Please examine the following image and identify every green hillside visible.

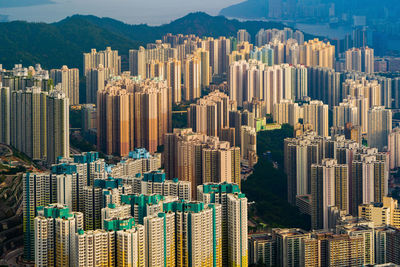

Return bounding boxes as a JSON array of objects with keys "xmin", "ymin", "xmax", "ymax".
[{"xmin": 0, "ymin": 12, "xmax": 288, "ymax": 71}]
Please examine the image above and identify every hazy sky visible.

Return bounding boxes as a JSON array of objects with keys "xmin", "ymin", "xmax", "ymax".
[{"xmin": 1, "ymin": 0, "xmax": 243, "ymax": 25}]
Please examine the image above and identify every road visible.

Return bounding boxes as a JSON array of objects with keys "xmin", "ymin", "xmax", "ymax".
[{"xmin": 0, "ymin": 247, "xmax": 29, "ymax": 267}]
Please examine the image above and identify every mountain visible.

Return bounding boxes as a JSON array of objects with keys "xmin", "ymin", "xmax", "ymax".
[
  {"xmin": 0, "ymin": 12, "xmax": 288, "ymax": 71},
  {"xmin": 219, "ymin": 0, "xmax": 267, "ymax": 19}
]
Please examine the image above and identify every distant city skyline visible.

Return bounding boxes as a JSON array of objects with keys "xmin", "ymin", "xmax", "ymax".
[{"xmin": 0, "ymin": 0, "xmax": 243, "ymax": 25}]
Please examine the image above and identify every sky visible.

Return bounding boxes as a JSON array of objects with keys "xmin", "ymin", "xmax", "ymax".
[{"xmin": 0, "ymin": 0, "xmax": 243, "ymax": 25}]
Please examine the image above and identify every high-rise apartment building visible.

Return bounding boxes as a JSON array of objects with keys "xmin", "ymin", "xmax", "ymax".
[
  {"xmin": 352, "ymin": 149, "xmax": 388, "ymax": 216},
  {"xmin": 387, "ymin": 228, "xmax": 400, "ymax": 265},
  {"xmin": 273, "ymin": 99, "xmax": 301, "ymax": 126},
  {"xmin": 83, "ymin": 177, "xmax": 130, "ymax": 230},
  {"xmin": 301, "ymin": 232, "xmax": 364, "ymax": 267},
  {"xmin": 83, "ymin": 47, "xmax": 121, "ymax": 76},
  {"xmin": 164, "ymin": 129, "xmax": 240, "ymax": 199},
  {"xmin": 0, "ymin": 86, "xmax": 10, "ymax": 145},
  {"xmin": 97, "ymin": 76, "xmax": 171, "ymax": 156},
  {"xmin": 46, "ymin": 90, "xmax": 70, "ymax": 164},
  {"xmin": 163, "ymin": 200, "xmax": 222, "ymax": 267},
  {"xmin": 333, "ymin": 101, "xmax": 359, "ymax": 128},
  {"xmin": 85, "ymin": 64, "xmax": 111, "ymax": 104},
  {"xmin": 114, "ymin": 222, "xmax": 146, "ymax": 267},
  {"xmin": 120, "ymin": 194, "xmax": 177, "ymax": 225},
  {"xmin": 368, "ymin": 106, "xmax": 392, "ymax": 151},
  {"xmin": 342, "ymin": 95, "xmax": 369, "ymax": 134},
  {"xmin": 342, "ymin": 78, "xmax": 381, "ymax": 109},
  {"xmin": 273, "ymin": 228, "xmax": 310, "ymax": 267},
  {"xmin": 11, "ymin": 87, "xmax": 48, "ymax": 161},
  {"xmin": 195, "ymin": 48, "xmax": 211, "ymax": 88},
  {"xmin": 10, "ymin": 87, "xmax": 69, "ymax": 164},
  {"xmin": 307, "ymin": 67, "xmax": 343, "ymax": 107},
  {"xmin": 388, "ymin": 128, "xmax": 400, "ymax": 169},
  {"xmin": 50, "ymin": 65, "xmax": 79, "ymax": 104},
  {"xmin": 359, "ymin": 197, "xmax": 400, "ymax": 228},
  {"xmin": 229, "ymin": 60, "xmax": 307, "ymax": 109},
  {"xmin": 241, "ymin": 126, "xmax": 258, "ymax": 166},
  {"xmin": 1, "ymin": 64, "xmax": 51, "ymax": 92},
  {"xmin": 299, "ymin": 39, "xmax": 335, "ymax": 69},
  {"xmin": 124, "ymin": 170, "xmax": 191, "ymax": 201},
  {"xmin": 227, "ymin": 193, "xmax": 248, "ymax": 266},
  {"xmin": 81, "ymin": 104, "xmax": 96, "ymax": 135},
  {"xmin": 23, "ymin": 172, "xmax": 53, "ymax": 261},
  {"xmin": 129, "ymin": 44, "xmax": 178, "ymax": 78},
  {"xmin": 255, "ymin": 28, "xmax": 304, "ymax": 47},
  {"xmin": 75, "ymin": 229, "xmax": 115, "ymax": 266},
  {"xmin": 284, "ymin": 132, "xmax": 324, "ymax": 204},
  {"xmin": 165, "ymin": 58, "xmax": 182, "ymax": 104},
  {"xmin": 198, "ymin": 183, "xmax": 247, "ymax": 266},
  {"xmin": 101, "ymin": 203, "xmax": 131, "ymax": 228},
  {"xmin": 34, "ymin": 204, "xmax": 83, "ymax": 266},
  {"xmin": 248, "ymin": 233, "xmax": 276, "ymax": 266},
  {"xmin": 345, "ymin": 47, "xmax": 374, "ymax": 73},
  {"xmin": 303, "ymin": 100, "xmax": 329, "ymax": 137},
  {"xmin": 337, "ymin": 223, "xmax": 375, "ymax": 265},
  {"xmin": 188, "ymin": 90, "xmax": 231, "ymax": 137},
  {"xmin": 145, "ymin": 60, "xmax": 164, "ymax": 79},
  {"xmin": 183, "ymin": 54, "xmax": 201, "ymax": 101},
  {"xmin": 143, "ymin": 212, "xmax": 176, "ymax": 266},
  {"xmin": 311, "ymin": 159, "xmax": 348, "ymax": 229},
  {"xmin": 250, "ymin": 45, "xmax": 274, "ymax": 66},
  {"xmin": 237, "ymin": 29, "xmax": 251, "ymax": 43},
  {"xmin": 108, "ymin": 148, "xmax": 161, "ymax": 179}
]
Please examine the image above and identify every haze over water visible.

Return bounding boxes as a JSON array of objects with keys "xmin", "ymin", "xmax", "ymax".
[{"xmin": 1, "ymin": 0, "xmax": 243, "ymax": 25}]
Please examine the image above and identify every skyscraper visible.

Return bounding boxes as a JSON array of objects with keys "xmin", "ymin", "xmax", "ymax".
[
  {"xmin": 97, "ymin": 75, "xmax": 171, "ymax": 156},
  {"xmin": 23, "ymin": 172, "xmax": 53, "ymax": 261},
  {"xmin": 342, "ymin": 78, "xmax": 381, "ymax": 109},
  {"xmin": 273, "ymin": 99, "xmax": 301, "ymax": 126},
  {"xmin": 198, "ymin": 182, "xmax": 247, "ymax": 266},
  {"xmin": 83, "ymin": 47, "xmax": 121, "ymax": 76},
  {"xmin": 311, "ymin": 159, "xmax": 348, "ymax": 229},
  {"xmin": 9, "ymin": 87, "xmax": 69, "ymax": 164},
  {"xmin": 11, "ymin": 87, "xmax": 48, "ymax": 161},
  {"xmin": 85, "ymin": 64, "xmax": 111, "ymax": 104},
  {"xmin": 129, "ymin": 44, "xmax": 178, "ymax": 78},
  {"xmin": 240, "ymin": 126, "xmax": 258, "ymax": 167},
  {"xmin": 237, "ymin": 29, "xmax": 251, "ymax": 43},
  {"xmin": 164, "ymin": 129, "xmax": 240, "ymax": 199},
  {"xmin": 50, "ymin": 65, "xmax": 79, "ymax": 105},
  {"xmin": 345, "ymin": 47, "xmax": 374, "ymax": 73},
  {"xmin": 165, "ymin": 58, "xmax": 182, "ymax": 104},
  {"xmin": 195, "ymin": 48, "xmax": 211, "ymax": 88},
  {"xmin": 227, "ymin": 193, "xmax": 248, "ymax": 266},
  {"xmin": 188, "ymin": 90, "xmax": 231, "ymax": 137},
  {"xmin": 301, "ymin": 232, "xmax": 364, "ymax": 266},
  {"xmin": 273, "ymin": 228, "xmax": 310, "ymax": 267},
  {"xmin": 34, "ymin": 203, "xmax": 83, "ymax": 266},
  {"xmin": 389, "ymin": 128, "xmax": 400, "ymax": 169},
  {"xmin": 352, "ymin": 151, "xmax": 388, "ymax": 216},
  {"xmin": 368, "ymin": 106, "xmax": 392, "ymax": 151},
  {"xmin": 333, "ymin": 101, "xmax": 359, "ymax": 128},
  {"xmin": 46, "ymin": 90, "xmax": 69, "ymax": 164},
  {"xmin": 114, "ymin": 223, "xmax": 146, "ymax": 266},
  {"xmin": 163, "ymin": 200, "xmax": 222, "ymax": 267},
  {"xmin": 299, "ymin": 39, "xmax": 335, "ymax": 69},
  {"xmin": 0, "ymin": 86, "xmax": 10, "ymax": 145},
  {"xmin": 303, "ymin": 100, "xmax": 329, "ymax": 137},
  {"xmin": 183, "ymin": 55, "xmax": 201, "ymax": 101},
  {"xmin": 125, "ymin": 170, "xmax": 192, "ymax": 201},
  {"xmin": 75, "ymin": 229, "xmax": 115, "ymax": 266}
]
